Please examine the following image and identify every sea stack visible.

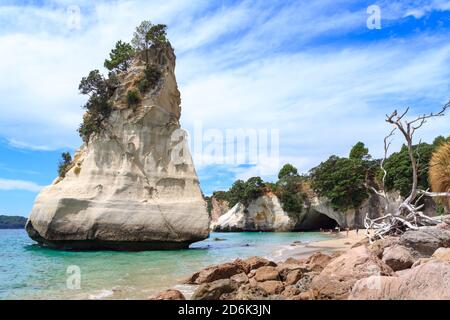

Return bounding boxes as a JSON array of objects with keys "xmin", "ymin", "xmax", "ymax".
[{"xmin": 26, "ymin": 41, "xmax": 210, "ymax": 250}]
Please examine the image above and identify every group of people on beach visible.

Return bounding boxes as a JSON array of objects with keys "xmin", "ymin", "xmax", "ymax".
[{"xmin": 319, "ymin": 226, "xmax": 360, "ymax": 237}]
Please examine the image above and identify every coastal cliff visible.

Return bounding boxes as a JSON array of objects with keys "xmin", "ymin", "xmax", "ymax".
[
  {"xmin": 211, "ymin": 191, "xmax": 438, "ymax": 232},
  {"xmin": 26, "ymin": 39, "xmax": 209, "ymax": 250}
]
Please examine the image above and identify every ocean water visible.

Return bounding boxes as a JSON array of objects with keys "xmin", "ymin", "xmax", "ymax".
[{"xmin": 0, "ymin": 229, "xmax": 333, "ymax": 300}]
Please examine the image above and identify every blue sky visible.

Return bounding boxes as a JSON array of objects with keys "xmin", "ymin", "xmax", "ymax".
[{"xmin": 1, "ymin": 0, "xmax": 450, "ymax": 216}]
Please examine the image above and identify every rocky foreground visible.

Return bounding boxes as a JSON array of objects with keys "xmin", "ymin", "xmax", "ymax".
[{"xmin": 152, "ymin": 222, "xmax": 450, "ymax": 300}]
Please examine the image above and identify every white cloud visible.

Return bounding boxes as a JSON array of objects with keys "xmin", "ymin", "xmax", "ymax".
[
  {"xmin": 0, "ymin": 0, "xmax": 450, "ymax": 188},
  {"xmin": 0, "ymin": 178, "xmax": 44, "ymax": 192},
  {"xmin": 7, "ymin": 139, "xmax": 56, "ymax": 151}
]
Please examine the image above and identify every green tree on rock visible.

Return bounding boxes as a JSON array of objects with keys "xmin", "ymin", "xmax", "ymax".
[
  {"xmin": 104, "ymin": 40, "xmax": 135, "ymax": 72},
  {"xmin": 278, "ymin": 163, "xmax": 298, "ymax": 179},
  {"xmin": 58, "ymin": 152, "xmax": 72, "ymax": 178},
  {"xmin": 132, "ymin": 21, "xmax": 168, "ymax": 64},
  {"xmin": 310, "ymin": 155, "xmax": 368, "ymax": 211}
]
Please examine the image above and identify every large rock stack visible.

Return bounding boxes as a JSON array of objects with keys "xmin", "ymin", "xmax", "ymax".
[{"xmin": 26, "ymin": 44, "xmax": 210, "ymax": 250}]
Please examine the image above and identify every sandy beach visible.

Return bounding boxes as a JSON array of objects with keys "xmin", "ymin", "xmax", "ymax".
[{"xmin": 274, "ymin": 230, "xmax": 365, "ymax": 262}]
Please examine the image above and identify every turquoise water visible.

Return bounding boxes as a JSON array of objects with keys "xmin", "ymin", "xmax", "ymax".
[{"xmin": 0, "ymin": 229, "xmax": 333, "ymax": 300}]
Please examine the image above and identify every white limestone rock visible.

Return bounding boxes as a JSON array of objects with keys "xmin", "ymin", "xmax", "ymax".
[{"xmin": 26, "ymin": 45, "xmax": 210, "ymax": 250}]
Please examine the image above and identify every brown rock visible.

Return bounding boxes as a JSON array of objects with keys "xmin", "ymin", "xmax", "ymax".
[
  {"xmin": 257, "ymin": 280, "xmax": 284, "ymax": 295},
  {"xmin": 368, "ymin": 236, "xmax": 398, "ymax": 258},
  {"xmin": 350, "ymin": 261, "xmax": 450, "ymax": 300},
  {"xmin": 150, "ymin": 289, "xmax": 185, "ymax": 300},
  {"xmin": 290, "ymin": 291, "xmax": 314, "ymax": 300},
  {"xmin": 306, "ymin": 252, "xmax": 332, "ymax": 272},
  {"xmin": 310, "ymin": 245, "xmax": 394, "ymax": 300},
  {"xmin": 233, "ymin": 284, "xmax": 269, "ymax": 300},
  {"xmin": 283, "ymin": 257, "xmax": 302, "ymax": 265},
  {"xmin": 254, "ymin": 266, "xmax": 280, "ymax": 282},
  {"xmin": 285, "ymin": 269, "xmax": 304, "ymax": 286},
  {"xmin": 276, "ymin": 263, "xmax": 306, "ymax": 281},
  {"xmin": 382, "ymin": 245, "xmax": 416, "ymax": 271},
  {"xmin": 432, "ymin": 247, "xmax": 450, "ymax": 262},
  {"xmin": 243, "ymin": 256, "xmax": 277, "ymax": 271},
  {"xmin": 232, "ymin": 258, "xmax": 251, "ymax": 274},
  {"xmin": 294, "ymin": 273, "xmax": 315, "ymax": 292},
  {"xmin": 230, "ymin": 272, "xmax": 249, "ymax": 285},
  {"xmin": 281, "ymin": 286, "xmax": 301, "ymax": 298},
  {"xmin": 191, "ymin": 279, "xmax": 238, "ymax": 300},
  {"xmin": 185, "ymin": 262, "xmax": 245, "ymax": 284}
]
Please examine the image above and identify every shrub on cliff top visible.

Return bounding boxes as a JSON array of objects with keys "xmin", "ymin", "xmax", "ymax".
[
  {"xmin": 278, "ymin": 163, "xmax": 298, "ymax": 179},
  {"xmin": 104, "ymin": 40, "xmax": 135, "ymax": 73},
  {"xmin": 132, "ymin": 21, "xmax": 168, "ymax": 64},
  {"xmin": 310, "ymin": 155, "xmax": 369, "ymax": 211}
]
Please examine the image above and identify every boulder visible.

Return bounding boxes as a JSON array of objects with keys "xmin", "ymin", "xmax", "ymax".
[
  {"xmin": 276, "ymin": 263, "xmax": 306, "ymax": 281},
  {"xmin": 230, "ymin": 272, "xmax": 249, "ymax": 285},
  {"xmin": 294, "ymin": 273, "xmax": 315, "ymax": 292},
  {"xmin": 382, "ymin": 245, "xmax": 416, "ymax": 271},
  {"xmin": 432, "ymin": 247, "xmax": 450, "ymax": 262},
  {"xmin": 284, "ymin": 269, "xmax": 304, "ymax": 286},
  {"xmin": 232, "ymin": 284, "xmax": 269, "ymax": 300},
  {"xmin": 243, "ymin": 256, "xmax": 276, "ymax": 271},
  {"xmin": 186, "ymin": 262, "xmax": 246, "ymax": 284},
  {"xmin": 254, "ymin": 266, "xmax": 280, "ymax": 282},
  {"xmin": 305, "ymin": 252, "xmax": 332, "ymax": 271},
  {"xmin": 281, "ymin": 286, "xmax": 302, "ymax": 298},
  {"xmin": 399, "ymin": 227, "xmax": 450, "ymax": 256},
  {"xmin": 150, "ymin": 289, "xmax": 185, "ymax": 300},
  {"xmin": 26, "ymin": 44, "xmax": 210, "ymax": 250},
  {"xmin": 256, "ymin": 281, "xmax": 284, "ymax": 295},
  {"xmin": 350, "ymin": 261, "xmax": 450, "ymax": 300},
  {"xmin": 310, "ymin": 245, "xmax": 394, "ymax": 299},
  {"xmin": 191, "ymin": 279, "xmax": 238, "ymax": 300}
]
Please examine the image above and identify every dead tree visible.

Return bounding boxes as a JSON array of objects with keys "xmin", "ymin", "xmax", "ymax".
[{"xmin": 365, "ymin": 102, "xmax": 450, "ymax": 242}]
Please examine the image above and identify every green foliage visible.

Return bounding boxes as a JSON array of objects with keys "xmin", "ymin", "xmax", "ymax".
[
  {"xmin": 78, "ymin": 112, "xmax": 101, "ymax": 143},
  {"xmin": 433, "ymin": 135, "xmax": 450, "ymax": 146},
  {"xmin": 278, "ymin": 163, "xmax": 298, "ymax": 179},
  {"xmin": 104, "ymin": 40, "xmax": 135, "ymax": 72},
  {"xmin": 78, "ymin": 70, "xmax": 115, "ymax": 142},
  {"xmin": 0, "ymin": 215, "xmax": 27, "ymax": 229},
  {"xmin": 383, "ymin": 143, "xmax": 435, "ymax": 197},
  {"xmin": 225, "ymin": 177, "xmax": 265, "ymax": 207},
  {"xmin": 310, "ymin": 156, "xmax": 369, "ymax": 211},
  {"xmin": 137, "ymin": 65, "xmax": 162, "ymax": 93},
  {"xmin": 146, "ymin": 24, "xmax": 168, "ymax": 46},
  {"xmin": 276, "ymin": 175, "xmax": 306, "ymax": 215},
  {"xmin": 349, "ymin": 141, "xmax": 370, "ymax": 160},
  {"xmin": 131, "ymin": 21, "xmax": 168, "ymax": 64},
  {"xmin": 58, "ymin": 152, "xmax": 72, "ymax": 178},
  {"xmin": 127, "ymin": 90, "xmax": 140, "ymax": 108}
]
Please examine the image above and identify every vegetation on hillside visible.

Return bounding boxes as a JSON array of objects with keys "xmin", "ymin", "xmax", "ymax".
[
  {"xmin": 210, "ymin": 135, "xmax": 449, "ymax": 215},
  {"xmin": 0, "ymin": 215, "xmax": 27, "ymax": 229}
]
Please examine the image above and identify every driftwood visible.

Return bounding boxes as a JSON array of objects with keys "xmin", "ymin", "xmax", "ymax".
[{"xmin": 365, "ymin": 102, "xmax": 450, "ymax": 242}]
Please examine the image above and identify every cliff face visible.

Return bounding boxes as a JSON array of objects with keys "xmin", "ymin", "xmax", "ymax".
[
  {"xmin": 212, "ymin": 191, "xmax": 438, "ymax": 232},
  {"xmin": 26, "ymin": 45, "xmax": 210, "ymax": 250}
]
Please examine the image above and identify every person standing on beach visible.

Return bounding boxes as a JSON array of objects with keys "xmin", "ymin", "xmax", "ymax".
[
  {"xmin": 356, "ymin": 227, "xmax": 359, "ymax": 237},
  {"xmin": 346, "ymin": 227, "xmax": 349, "ymax": 237}
]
